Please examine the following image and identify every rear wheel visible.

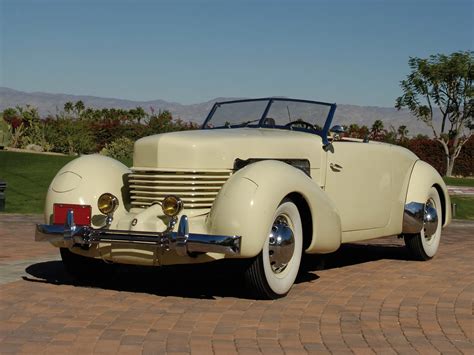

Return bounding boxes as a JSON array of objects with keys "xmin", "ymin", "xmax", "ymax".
[
  {"xmin": 404, "ymin": 187, "xmax": 442, "ymax": 260},
  {"xmin": 60, "ymin": 248, "xmax": 117, "ymax": 282},
  {"xmin": 244, "ymin": 199, "xmax": 303, "ymax": 299}
]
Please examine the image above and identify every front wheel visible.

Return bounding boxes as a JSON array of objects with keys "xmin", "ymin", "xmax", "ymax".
[
  {"xmin": 244, "ymin": 199, "xmax": 303, "ymax": 299},
  {"xmin": 404, "ymin": 187, "xmax": 443, "ymax": 260}
]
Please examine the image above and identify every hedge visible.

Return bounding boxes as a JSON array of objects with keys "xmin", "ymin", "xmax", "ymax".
[{"xmin": 403, "ymin": 137, "xmax": 473, "ymax": 177}]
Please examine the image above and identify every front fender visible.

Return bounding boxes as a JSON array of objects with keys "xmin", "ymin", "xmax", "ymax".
[
  {"xmin": 44, "ymin": 154, "xmax": 130, "ymax": 228},
  {"xmin": 207, "ymin": 160, "xmax": 342, "ymax": 258},
  {"xmin": 405, "ymin": 160, "xmax": 451, "ymax": 227}
]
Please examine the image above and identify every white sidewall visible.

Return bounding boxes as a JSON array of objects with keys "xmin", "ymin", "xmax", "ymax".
[
  {"xmin": 262, "ymin": 201, "xmax": 303, "ymax": 295},
  {"xmin": 420, "ymin": 187, "xmax": 442, "ymax": 257}
]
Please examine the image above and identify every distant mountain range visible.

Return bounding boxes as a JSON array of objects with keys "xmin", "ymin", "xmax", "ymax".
[{"xmin": 0, "ymin": 87, "xmax": 438, "ymax": 136}]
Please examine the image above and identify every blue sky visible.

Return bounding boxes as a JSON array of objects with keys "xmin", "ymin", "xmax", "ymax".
[{"xmin": 0, "ymin": 0, "xmax": 472, "ymax": 106}]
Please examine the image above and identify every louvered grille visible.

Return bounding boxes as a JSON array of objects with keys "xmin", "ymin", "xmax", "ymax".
[{"xmin": 128, "ymin": 169, "xmax": 232, "ymax": 210}]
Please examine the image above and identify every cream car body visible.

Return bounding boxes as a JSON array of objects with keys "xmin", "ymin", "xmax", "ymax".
[{"xmin": 36, "ymin": 98, "xmax": 451, "ymax": 298}]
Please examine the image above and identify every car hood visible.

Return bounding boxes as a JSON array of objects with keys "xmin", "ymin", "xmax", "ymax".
[{"xmin": 133, "ymin": 128, "xmax": 324, "ymax": 170}]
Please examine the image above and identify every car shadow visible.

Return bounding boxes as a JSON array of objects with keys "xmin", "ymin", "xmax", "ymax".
[
  {"xmin": 25, "ymin": 259, "xmax": 253, "ymax": 299},
  {"xmin": 24, "ymin": 239, "xmax": 411, "ymax": 299},
  {"xmin": 301, "ymin": 239, "xmax": 412, "ymax": 272}
]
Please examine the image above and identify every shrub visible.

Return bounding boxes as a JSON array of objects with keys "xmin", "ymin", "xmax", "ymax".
[
  {"xmin": 404, "ymin": 136, "xmax": 473, "ymax": 177},
  {"xmin": 0, "ymin": 118, "xmax": 12, "ymax": 148},
  {"xmin": 20, "ymin": 120, "xmax": 53, "ymax": 152},
  {"xmin": 44, "ymin": 118, "xmax": 96, "ymax": 155},
  {"xmin": 100, "ymin": 137, "xmax": 134, "ymax": 162}
]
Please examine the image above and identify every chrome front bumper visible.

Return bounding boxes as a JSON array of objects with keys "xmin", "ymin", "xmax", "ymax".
[{"xmin": 35, "ymin": 210, "xmax": 241, "ymax": 256}]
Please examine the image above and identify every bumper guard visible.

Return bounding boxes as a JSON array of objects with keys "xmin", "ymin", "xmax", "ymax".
[{"xmin": 35, "ymin": 210, "xmax": 241, "ymax": 256}]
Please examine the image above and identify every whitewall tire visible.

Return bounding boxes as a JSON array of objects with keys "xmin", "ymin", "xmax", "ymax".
[
  {"xmin": 245, "ymin": 199, "xmax": 303, "ymax": 299},
  {"xmin": 404, "ymin": 187, "xmax": 443, "ymax": 260}
]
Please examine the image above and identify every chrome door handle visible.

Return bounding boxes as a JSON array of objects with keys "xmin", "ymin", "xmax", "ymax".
[{"xmin": 330, "ymin": 163, "xmax": 342, "ymax": 171}]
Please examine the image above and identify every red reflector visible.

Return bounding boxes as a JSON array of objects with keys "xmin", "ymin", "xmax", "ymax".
[{"xmin": 53, "ymin": 204, "xmax": 91, "ymax": 225}]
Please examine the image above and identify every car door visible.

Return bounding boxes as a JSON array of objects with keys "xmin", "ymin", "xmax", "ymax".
[{"xmin": 324, "ymin": 141, "xmax": 392, "ymax": 232}]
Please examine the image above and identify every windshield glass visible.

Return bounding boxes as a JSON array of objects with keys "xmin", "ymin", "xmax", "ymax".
[
  {"xmin": 264, "ymin": 100, "xmax": 331, "ymax": 131},
  {"xmin": 203, "ymin": 98, "xmax": 334, "ymax": 134},
  {"xmin": 205, "ymin": 100, "xmax": 269, "ymax": 128}
]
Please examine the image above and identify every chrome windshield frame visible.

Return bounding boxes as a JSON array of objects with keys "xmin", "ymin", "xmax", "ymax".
[{"xmin": 201, "ymin": 98, "xmax": 337, "ymax": 145}]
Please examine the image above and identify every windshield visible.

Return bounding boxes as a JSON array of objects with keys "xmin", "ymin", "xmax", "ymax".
[{"xmin": 202, "ymin": 98, "xmax": 336, "ymax": 140}]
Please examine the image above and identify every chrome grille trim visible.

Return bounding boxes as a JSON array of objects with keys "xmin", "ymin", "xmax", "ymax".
[{"xmin": 128, "ymin": 169, "xmax": 232, "ymax": 209}]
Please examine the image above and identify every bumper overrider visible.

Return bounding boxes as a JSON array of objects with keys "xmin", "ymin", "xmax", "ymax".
[{"xmin": 35, "ymin": 210, "xmax": 241, "ymax": 257}]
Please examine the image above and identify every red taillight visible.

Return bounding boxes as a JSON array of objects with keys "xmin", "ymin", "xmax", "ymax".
[{"xmin": 53, "ymin": 204, "xmax": 91, "ymax": 225}]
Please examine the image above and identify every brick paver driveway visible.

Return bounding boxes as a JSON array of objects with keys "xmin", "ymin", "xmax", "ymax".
[{"xmin": 0, "ymin": 214, "xmax": 472, "ymax": 354}]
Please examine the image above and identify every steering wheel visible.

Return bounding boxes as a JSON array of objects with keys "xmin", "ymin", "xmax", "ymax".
[{"xmin": 284, "ymin": 120, "xmax": 315, "ymax": 130}]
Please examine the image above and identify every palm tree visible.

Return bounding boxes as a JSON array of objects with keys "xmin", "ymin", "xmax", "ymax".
[
  {"xmin": 134, "ymin": 107, "xmax": 146, "ymax": 124},
  {"xmin": 397, "ymin": 125, "xmax": 409, "ymax": 142},
  {"xmin": 64, "ymin": 102, "xmax": 74, "ymax": 114},
  {"xmin": 74, "ymin": 101, "xmax": 85, "ymax": 116},
  {"xmin": 371, "ymin": 120, "xmax": 384, "ymax": 140},
  {"xmin": 348, "ymin": 124, "xmax": 360, "ymax": 137}
]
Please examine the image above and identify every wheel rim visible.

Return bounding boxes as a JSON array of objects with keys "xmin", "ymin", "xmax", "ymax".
[
  {"xmin": 268, "ymin": 215, "xmax": 295, "ymax": 274},
  {"xmin": 423, "ymin": 198, "xmax": 438, "ymax": 242}
]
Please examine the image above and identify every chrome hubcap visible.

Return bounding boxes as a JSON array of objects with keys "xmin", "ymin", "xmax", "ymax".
[
  {"xmin": 268, "ymin": 216, "xmax": 295, "ymax": 274},
  {"xmin": 423, "ymin": 199, "xmax": 438, "ymax": 238}
]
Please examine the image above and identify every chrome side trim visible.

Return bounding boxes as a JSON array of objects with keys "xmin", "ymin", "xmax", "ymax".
[{"xmin": 35, "ymin": 211, "xmax": 241, "ymax": 256}]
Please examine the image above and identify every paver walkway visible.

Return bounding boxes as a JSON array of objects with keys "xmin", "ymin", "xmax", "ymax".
[
  {"xmin": 447, "ymin": 185, "xmax": 474, "ymax": 196},
  {"xmin": 0, "ymin": 214, "xmax": 472, "ymax": 354}
]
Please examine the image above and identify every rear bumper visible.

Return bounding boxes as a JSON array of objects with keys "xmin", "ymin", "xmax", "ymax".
[{"xmin": 35, "ymin": 210, "xmax": 241, "ymax": 257}]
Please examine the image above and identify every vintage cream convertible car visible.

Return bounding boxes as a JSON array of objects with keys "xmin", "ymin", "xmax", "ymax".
[{"xmin": 36, "ymin": 98, "xmax": 451, "ymax": 299}]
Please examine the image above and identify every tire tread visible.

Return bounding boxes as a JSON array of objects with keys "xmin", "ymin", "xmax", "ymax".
[
  {"xmin": 244, "ymin": 253, "xmax": 282, "ymax": 299},
  {"xmin": 404, "ymin": 234, "xmax": 431, "ymax": 261}
]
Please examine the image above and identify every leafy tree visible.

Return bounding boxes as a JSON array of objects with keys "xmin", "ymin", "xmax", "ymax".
[
  {"xmin": 396, "ymin": 51, "xmax": 473, "ymax": 176},
  {"xmin": 148, "ymin": 110, "xmax": 175, "ymax": 133},
  {"xmin": 2, "ymin": 108, "xmax": 18, "ymax": 122}
]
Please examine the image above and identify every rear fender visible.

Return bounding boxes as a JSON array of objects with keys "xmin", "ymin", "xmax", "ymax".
[{"xmin": 405, "ymin": 160, "xmax": 451, "ymax": 227}]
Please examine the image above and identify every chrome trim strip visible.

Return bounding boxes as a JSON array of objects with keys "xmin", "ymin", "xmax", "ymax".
[{"xmin": 35, "ymin": 211, "xmax": 241, "ymax": 256}]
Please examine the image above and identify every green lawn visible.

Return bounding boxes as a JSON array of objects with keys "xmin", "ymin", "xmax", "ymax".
[
  {"xmin": 0, "ymin": 151, "xmax": 76, "ymax": 213},
  {"xmin": 450, "ymin": 196, "xmax": 474, "ymax": 221},
  {"xmin": 0, "ymin": 151, "xmax": 131, "ymax": 214},
  {"xmin": 443, "ymin": 177, "xmax": 474, "ymax": 220},
  {"xmin": 443, "ymin": 176, "xmax": 474, "ymax": 187}
]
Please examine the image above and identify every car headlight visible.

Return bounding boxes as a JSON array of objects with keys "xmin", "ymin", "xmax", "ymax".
[
  {"xmin": 97, "ymin": 193, "xmax": 119, "ymax": 215},
  {"xmin": 162, "ymin": 195, "xmax": 183, "ymax": 217}
]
